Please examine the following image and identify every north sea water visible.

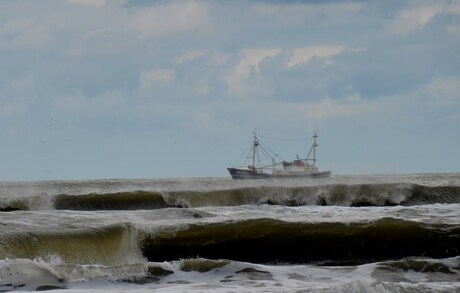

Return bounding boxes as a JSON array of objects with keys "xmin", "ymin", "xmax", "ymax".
[{"xmin": 1, "ymin": 173, "xmax": 459, "ymax": 292}]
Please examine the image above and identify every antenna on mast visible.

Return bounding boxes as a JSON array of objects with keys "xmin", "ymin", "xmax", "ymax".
[
  {"xmin": 305, "ymin": 130, "xmax": 318, "ymax": 166},
  {"xmin": 313, "ymin": 130, "xmax": 318, "ymax": 167},
  {"xmin": 251, "ymin": 129, "xmax": 259, "ymax": 169}
]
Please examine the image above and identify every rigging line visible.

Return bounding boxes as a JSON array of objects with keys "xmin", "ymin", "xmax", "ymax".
[
  {"xmin": 259, "ymin": 146, "xmax": 284, "ymax": 167},
  {"xmin": 259, "ymin": 140, "xmax": 285, "ymax": 161},
  {"xmin": 255, "ymin": 146, "xmax": 262, "ymax": 166},
  {"xmin": 237, "ymin": 142, "xmax": 253, "ymax": 165},
  {"xmin": 258, "ymin": 144, "xmax": 276, "ymax": 162}
]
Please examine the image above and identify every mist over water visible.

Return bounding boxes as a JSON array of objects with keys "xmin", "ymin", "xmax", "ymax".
[{"xmin": 1, "ymin": 173, "xmax": 459, "ymax": 292}]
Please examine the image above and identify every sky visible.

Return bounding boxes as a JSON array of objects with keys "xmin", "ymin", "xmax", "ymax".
[{"xmin": 1, "ymin": 0, "xmax": 459, "ymax": 180}]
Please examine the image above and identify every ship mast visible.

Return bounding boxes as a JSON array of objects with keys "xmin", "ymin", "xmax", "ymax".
[
  {"xmin": 252, "ymin": 129, "xmax": 259, "ymax": 168},
  {"xmin": 312, "ymin": 131, "xmax": 317, "ymax": 167},
  {"xmin": 306, "ymin": 131, "xmax": 318, "ymax": 166}
]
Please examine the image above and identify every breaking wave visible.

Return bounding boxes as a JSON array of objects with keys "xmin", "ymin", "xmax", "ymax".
[
  {"xmin": 54, "ymin": 191, "xmax": 167, "ymax": 210},
  {"xmin": 1, "ymin": 218, "xmax": 459, "ymax": 291},
  {"xmin": 0, "ymin": 224, "xmax": 143, "ymax": 266},
  {"xmin": 140, "ymin": 218, "xmax": 460, "ymax": 265},
  {"xmin": 2, "ymin": 217, "xmax": 459, "ymax": 267},
  {"xmin": 1, "ymin": 183, "xmax": 460, "ymax": 211},
  {"xmin": 2, "ymin": 175, "xmax": 459, "ymax": 292}
]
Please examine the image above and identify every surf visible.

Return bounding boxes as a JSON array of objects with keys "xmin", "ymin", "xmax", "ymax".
[{"xmin": 2, "ymin": 182, "xmax": 460, "ymax": 211}]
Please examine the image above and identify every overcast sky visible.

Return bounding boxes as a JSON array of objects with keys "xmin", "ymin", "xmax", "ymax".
[{"xmin": 1, "ymin": 0, "xmax": 459, "ymax": 180}]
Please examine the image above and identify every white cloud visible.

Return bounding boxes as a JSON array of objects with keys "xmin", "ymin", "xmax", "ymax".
[
  {"xmin": 344, "ymin": 76, "xmax": 460, "ymax": 126},
  {"xmin": 235, "ymin": 49, "xmax": 282, "ymax": 78},
  {"xmin": 286, "ymin": 46, "xmax": 346, "ymax": 68},
  {"xmin": 138, "ymin": 69, "xmax": 174, "ymax": 94},
  {"xmin": 175, "ymin": 50, "xmax": 208, "ymax": 64},
  {"xmin": 387, "ymin": 5, "xmax": 441, "ymax": 36},
  {"xmin": 421, "ymin": 76, "xmax": 460, "ymax": 105},
  {"xmin": 226, "ymin": 48, "xmax": 282, "ymax": 97},
  {"xmin": 209, "ymin": 52, "xmax": 232, "ymax": 65},
  {"xmin": 386, "ymin": 2, "xmax": 460, "ymax": 36},
  {"xmin": 252, "ymin": 76, "xmax": 460, "ymax": 126},
  {"xmin": 0, "ymin": 19, "xmax": 50, "ymax": 49},
  {"xmin": 374, "ymin": 76, "xmax": 460, "ymax": 112},
  {"xmin": 272, "ymin": 97, "xmax": 383, "ymax": 125},
  {"xmin": 127, "ymin": 1, "xmax": 210, "ymax": 38}
]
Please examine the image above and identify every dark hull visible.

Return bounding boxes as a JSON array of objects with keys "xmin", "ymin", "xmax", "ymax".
[{"xmin": 227, "ymin": 168, "xmax": 331, "ymax": 180}]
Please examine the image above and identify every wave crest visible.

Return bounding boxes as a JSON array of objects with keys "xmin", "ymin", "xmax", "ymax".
[{"xmin": 1, "ymin": 183, "xmax": 459, "ymax": 211}]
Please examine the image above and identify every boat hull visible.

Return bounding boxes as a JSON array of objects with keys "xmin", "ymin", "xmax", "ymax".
[{"xmin": 227, "ymin": 168, "xmax": 331, "ymax": 180}]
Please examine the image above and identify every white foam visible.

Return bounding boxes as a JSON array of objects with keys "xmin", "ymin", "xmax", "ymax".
[{"xmin": 0, "ymin": 258, "xmax": 62, "ymax": 291}]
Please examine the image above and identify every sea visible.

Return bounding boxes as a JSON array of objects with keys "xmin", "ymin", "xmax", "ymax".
[{"xmin": 0, "ymin": 173, "xmax": 459, "ymax": 292}]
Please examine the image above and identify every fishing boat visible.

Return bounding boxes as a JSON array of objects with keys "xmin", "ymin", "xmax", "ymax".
[{"xmin": 227, "ymin": 130, "xmax": 331, "ymax": 179}]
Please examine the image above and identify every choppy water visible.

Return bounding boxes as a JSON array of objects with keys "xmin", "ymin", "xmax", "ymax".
[{"xmin": 1, "ymin": 173, "xmax": 459, "ymax": 292}]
